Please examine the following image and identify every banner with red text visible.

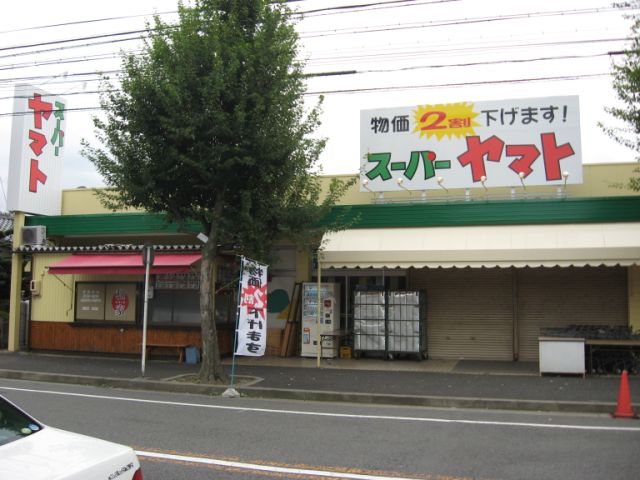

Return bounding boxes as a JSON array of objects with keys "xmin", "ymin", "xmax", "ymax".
[
  {"xmin": 360, "ymin": 96, "xmax": 582, "ymax": 192},
  {"xmin": 7, "ymin": 84, "xmax": 66, "ymax": 215},
  {"xmin": 235, "ymin": 257, "xmax": 268, "ymax": 356}
]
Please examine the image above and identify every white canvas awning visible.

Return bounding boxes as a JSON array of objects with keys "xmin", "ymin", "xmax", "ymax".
[{"xmin": 319, "ymin": 223, "xmax": 640, "ymax": 269}]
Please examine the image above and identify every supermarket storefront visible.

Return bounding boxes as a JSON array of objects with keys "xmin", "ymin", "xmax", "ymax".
[
  {"xmin": 6, "ymin": 168, "xmax": 640, "ymax": 362},
  {"xmin": 320, "ymin": 210, "xmax": 640, "ymax": 362}
]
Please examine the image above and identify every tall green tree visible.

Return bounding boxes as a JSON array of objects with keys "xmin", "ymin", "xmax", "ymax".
[
  {"xmin": 82, "ymin": 0, "xmax": 352, "ymax": 382},
  {"xmin": 600, "ymin": 0, "xmax": 640, "ymax": 190}
]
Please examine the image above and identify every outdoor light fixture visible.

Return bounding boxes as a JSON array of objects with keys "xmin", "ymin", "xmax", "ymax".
[
  {"xmin": 518, "ymin": 171, "xmax": 527, "ymax": 190},
  {"xmin": 436, "ymin": 176, "xmax": 448, "ymax": 193},
  {"xmin": 196, "ymin": 233, "xmax": 208, "ymax": 243},
  {"xmin": 396, "ymin": 178, "xmax": 413, "ymax": 199},
  {"xmin": 558, "ymin": 170, "xmax": 570, "ymax": 197},
  {"xmin": 480, "ymin": 175, "xmax": 488, "ymax": 191},
  {"xmin": 361, "ymin": 178, "xmax": 376, "ymax": 201}
]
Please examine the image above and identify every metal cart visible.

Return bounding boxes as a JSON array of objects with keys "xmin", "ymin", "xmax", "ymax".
[{"xmin": 353, "ymin": 288, "xmax": 427, "ymax": 360}]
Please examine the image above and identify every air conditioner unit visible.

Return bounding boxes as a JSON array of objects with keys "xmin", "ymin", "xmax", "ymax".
[{"xmin": 22, "ymin": 226, "xmax": 47, "ymax": 246}]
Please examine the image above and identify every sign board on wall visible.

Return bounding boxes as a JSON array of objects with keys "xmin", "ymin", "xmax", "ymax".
[
  {"xmin": 75, "ymin": 283, "xmax": 105, "ymax": 321},
  {"xmin": 360, "ymin": 95, "xmax": 582, "ymax": 192},
  {"xmin": 75, "ymin": 283, "xmax": 137, "ymax": 322},
  {"xmin": 7, "ymin": 84, "xmax": 66, "ymax": 215},
  {"xmin": 105, "ymin": 283, "xmax": 137, "ymax": 322}
]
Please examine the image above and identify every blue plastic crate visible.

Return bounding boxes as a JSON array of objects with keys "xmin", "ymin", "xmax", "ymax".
[{"xmin": 185, "ymin": 346, "xmax": 200, "ymax": 364}]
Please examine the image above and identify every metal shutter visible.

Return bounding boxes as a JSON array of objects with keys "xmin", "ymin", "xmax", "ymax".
[
  {"xmin": 517, "ymin": 266, "xmax": 627, "ymax": 361},
  {"xmin": 410, "ymin": 268, "xmax": 513, "ymax": 360}
]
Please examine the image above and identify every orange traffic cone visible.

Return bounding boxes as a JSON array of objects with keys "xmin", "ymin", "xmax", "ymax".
[{"xmin": 613, "ymin": 370, "xmax": 637, "ymax": 419}]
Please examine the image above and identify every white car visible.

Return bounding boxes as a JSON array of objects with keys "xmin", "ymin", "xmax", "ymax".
[{"xmin": 0, "ymin": 394, "xmax": 143, "ymax": 480}]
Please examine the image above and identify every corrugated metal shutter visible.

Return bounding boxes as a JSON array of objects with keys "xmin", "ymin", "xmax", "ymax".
[
  {"xmin": 411, "ymin": 268, "xmax": 513, "ymax": 360},
  {"xmin": 517, "ymin": 266, "xmax": 628, "ymax": 361}
]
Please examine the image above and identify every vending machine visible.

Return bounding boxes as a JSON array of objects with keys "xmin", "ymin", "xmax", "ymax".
[{"xmin": 301, "ymin": 282, "xmax": 340, "ymax": 358}]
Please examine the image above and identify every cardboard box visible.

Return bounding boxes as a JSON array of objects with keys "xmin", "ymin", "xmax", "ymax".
[
  {"xmin": 339, "ymin": 346, "xmax": 352, "ymax": 359},
  {"xmin": 266, "ymin": 328, "xmax": 283, "ymax": 356}
]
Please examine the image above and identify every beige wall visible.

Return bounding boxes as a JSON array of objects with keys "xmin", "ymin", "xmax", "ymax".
[
  {"xmin": 61, "ymin": 188, "xmax": 142, "ymax": 215},
  {"xmin": 63, "ymin": 163, "xmax": 639, "ymax": 212},
  {"xmin": 322, "ymin": 162, "xmax": 640, "ymax": 205},
  {"xmin": 30, "ymin": 253, "xmax": 143, "ymax": 323}
]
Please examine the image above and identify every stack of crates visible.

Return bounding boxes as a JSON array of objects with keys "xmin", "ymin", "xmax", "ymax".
[
  {"xmin": 353, "ymin": 289, "xmax": 427, "ymax": 360},
  {"xmin": 387, "ymin": 291, "xmax": 425, "ymax": 356},
  {"xmin": 353, "ymin": 290, "xmax": 386, "ymax": 354}
]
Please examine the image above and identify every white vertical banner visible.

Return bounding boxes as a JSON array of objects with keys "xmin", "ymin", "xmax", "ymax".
[
  {"xmin": 235, "ymin": 257, "xmax": 268, "ymax": 356},
  {"xmin": 7, "ymin": 84, "xmax": 67, "ymax": 215}
]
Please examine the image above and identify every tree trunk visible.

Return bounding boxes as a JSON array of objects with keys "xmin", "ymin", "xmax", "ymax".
[{"xmin": 198, "ymin": 223, "xmax": 228, "ymax": 384}]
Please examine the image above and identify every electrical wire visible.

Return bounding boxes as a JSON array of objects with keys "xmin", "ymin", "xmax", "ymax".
[
  {"xmin": 0, "ymin": 71, "xmax": 613, "ymax": 117},
  {"xmin": 0, "ymin": 11, "xmax": 177, "ymax": 36},
  {"xmin": 0, "ymin": 3, "xmax": 632, "ymax": 113},
  {"xmin": 306, "ymin": 72, "xmax": 612, "ymax": 95},
  {"xmin": 0, "ymin": 33, "xmax": 624, "ymax": 80},
  {"xmin": 0, "ymin": 48, "xmax": 623, "ymax": 97}
]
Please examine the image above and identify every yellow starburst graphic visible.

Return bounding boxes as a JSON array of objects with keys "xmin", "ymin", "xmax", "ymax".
[{"xmin": 412, "ymin": 102, "xmax": 480, "ymax": 140}]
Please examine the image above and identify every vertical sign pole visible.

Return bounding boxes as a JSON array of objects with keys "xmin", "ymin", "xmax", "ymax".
[
  {"xmin": 141, "ymin": 244, "xmax": 154, "ymax": 377},
  {"xmin": 316, "ymin": 254, "xmax": 322, "ymax": 368},
  {"xmin": 229, "ymin": 256, "xmax": 244, "ymax": 391}
]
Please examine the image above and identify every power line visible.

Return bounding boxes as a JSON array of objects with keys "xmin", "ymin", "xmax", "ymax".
[
  {"xmin": 306, "ymin": 72, "xmax": 612, "ymax": 95},
  {"xmin": 297, "ymin": 0, "xmax": 459, "ymax": 16},
  {"xmin": 0, "ymin": 0, "xmax": 449, "ymax": 55},
  {"xmin": 0, "ymin": 48, "xmax": 622, "ymax": 94},
  {"xmin": 0, "ymin": 35, "xmax": 142, "ymax": 62},
  {"xmin": 0, "ymin": 34, "xmax": 623, "ymax": 78},
  {"xmin": 0, "ymin": 71, "xmax": 613, "ymax": 117},
  {"xmin": 0, "ymin": 45, "xmax": 624, "ymax": 98},
  {"xmin": 0, "ymin": 3, "xmax": 630, "ymax": 110},
  {"xmin": 0, "ymin": 4, "xmax": 625, "ymax": 81},
  {"xmin": 0, "ymin": 11, "xmax": 177, "ymax": 36},
  {"xmin": 1, "ymin": 4, "xmax": 619, "ymax": 57},
  {"xmin": 305, "ymin": 37, "xmax": 628, "ymax": 67},
  {"xmin": 0, "ymin": 28, "xmax": 149, "ymax": 54},
  {"xmin": 299, "ymin": 6, "xmax": 624, "ymax": 38}
]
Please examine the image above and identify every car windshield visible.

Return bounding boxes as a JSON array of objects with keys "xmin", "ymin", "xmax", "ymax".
[{"xmin": 0, "ymin": 396, "xmax": 43, "ymax": 446}]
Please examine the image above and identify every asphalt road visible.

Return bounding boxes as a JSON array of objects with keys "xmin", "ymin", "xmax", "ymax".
[{"xmin": 1, "ymin": 378, "xmax": 639, "ymax": 480}]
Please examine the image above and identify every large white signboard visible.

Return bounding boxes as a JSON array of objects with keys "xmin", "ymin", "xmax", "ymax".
[
  {"xmin": 7, "ymin": 84, "xmax": 66, "ymax": 215},
  {"xmin": 360, "ymin": 96, "xmax": 582, "ymax": 192}
]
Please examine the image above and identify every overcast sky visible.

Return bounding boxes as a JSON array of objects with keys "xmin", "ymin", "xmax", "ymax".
[{"xmin": 0, "ymin": 0, "xmax": 636, "ymax": 211}]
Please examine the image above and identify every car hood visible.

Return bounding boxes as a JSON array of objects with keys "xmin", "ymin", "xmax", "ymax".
[{"xmin": 0, "ymin": 426, "xmax": 140, "ymax": 480}]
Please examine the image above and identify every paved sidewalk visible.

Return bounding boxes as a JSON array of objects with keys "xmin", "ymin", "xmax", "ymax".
[{"xmin": 0, "ymin": 351, "xmax": 638, "ymax": 415}]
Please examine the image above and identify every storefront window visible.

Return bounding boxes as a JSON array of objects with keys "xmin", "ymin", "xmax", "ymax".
[
  {"xmin": 75, "ymin": 271, "xmax": 239, "ymax": 326},
  {"xmin": 149, "ymin": 290, "xmax": 200, "ymax": 325},
  {"xmin": 150, "ymin": 273, "xmax": 236, "ymax": 326}
]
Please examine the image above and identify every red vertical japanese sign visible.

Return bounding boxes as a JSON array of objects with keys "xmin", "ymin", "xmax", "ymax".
[{"xmin": 7, "ymin": 84, "xmax": 67, "ymax": 215}]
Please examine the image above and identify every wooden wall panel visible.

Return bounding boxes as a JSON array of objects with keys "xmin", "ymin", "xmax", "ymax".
[{"xmin": 29, "ymin": 321, "xmax": 233, "ymax": 356}]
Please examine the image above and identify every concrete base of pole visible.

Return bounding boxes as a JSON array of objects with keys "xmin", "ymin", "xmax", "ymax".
[{"xmin": 222, "ymin": 387, "xmax": 240, "ymax": 398}]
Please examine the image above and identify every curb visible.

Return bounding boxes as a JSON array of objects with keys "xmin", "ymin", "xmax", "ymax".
[{"xmin": 0, "ymin": 369, "xmax": 623, "ymax": 414}]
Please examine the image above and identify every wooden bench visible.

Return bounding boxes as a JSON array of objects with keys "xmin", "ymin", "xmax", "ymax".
[{"xmin": 144, "ymin": 342, "xmax": 190, "ymax": 362}]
